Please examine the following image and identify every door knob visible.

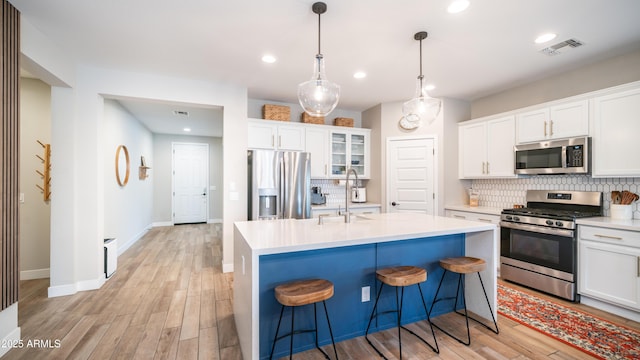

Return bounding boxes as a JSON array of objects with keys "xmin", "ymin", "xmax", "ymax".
[{"xmin": 391, "ymin": 201, "xmax": 399, "ymax": 206}]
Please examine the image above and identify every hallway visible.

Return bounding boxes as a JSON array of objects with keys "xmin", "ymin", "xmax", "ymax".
[{"xmin": 6, "ymin": 223, "xmax": 240, "ymax": 359}]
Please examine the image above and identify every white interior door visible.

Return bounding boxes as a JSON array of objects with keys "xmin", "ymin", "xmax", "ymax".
[
  {"xmin": 173, "ymin": 143, "xmax": 209, "ymax": 224},
  {"xmin": 387, "ymin": 137, "xmax": 436, "ymax": 214}
]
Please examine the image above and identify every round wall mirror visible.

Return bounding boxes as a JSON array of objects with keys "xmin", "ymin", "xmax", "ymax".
[{"xmin": 115, "ymin": 145, "xmax": 130, "ymax": 187}]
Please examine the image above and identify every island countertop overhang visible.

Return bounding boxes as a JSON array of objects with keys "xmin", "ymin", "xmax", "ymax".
[{"xmin": 234, "ymin": 212, "xmax": 497, "ymax": 256}]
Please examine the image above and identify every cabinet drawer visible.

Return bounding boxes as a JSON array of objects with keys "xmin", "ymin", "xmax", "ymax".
[
  {"xmin": 579, "ymin": 225, "xmax": 640, "ymax": 248},
  {"xmin": 446, "ymin": 210, "xmax": 500, "ymax": 224}
]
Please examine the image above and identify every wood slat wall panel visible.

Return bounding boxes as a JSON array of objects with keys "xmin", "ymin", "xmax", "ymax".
[{"xmin": 0, "ymin": 0, "xmax": 20, "ymax": 310}]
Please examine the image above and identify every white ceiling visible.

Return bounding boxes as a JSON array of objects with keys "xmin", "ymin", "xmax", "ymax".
[{"xmin": 12, "ymin": 0, "xmax": 640, "ymax": 136}]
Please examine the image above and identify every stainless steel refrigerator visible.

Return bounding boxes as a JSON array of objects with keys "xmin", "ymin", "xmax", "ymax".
[{"xmin": 247, "ymin": 150, "xmax": 311, "ymax": 220}]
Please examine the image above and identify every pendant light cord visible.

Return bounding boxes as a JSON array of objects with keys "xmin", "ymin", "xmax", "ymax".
[{"xmin": 317, "ymin": 11, "xmax": 322, "ymax": 54}]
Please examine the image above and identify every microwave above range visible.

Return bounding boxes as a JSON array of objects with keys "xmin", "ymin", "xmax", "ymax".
[{"xmin": 514, "ymin": 136, "xmax": 589, "ymax": 175}]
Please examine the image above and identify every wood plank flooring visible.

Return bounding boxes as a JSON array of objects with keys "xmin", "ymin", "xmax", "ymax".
[{"xmin": 6, "ymin": 223, "xmax": 640, "ymax": 359}]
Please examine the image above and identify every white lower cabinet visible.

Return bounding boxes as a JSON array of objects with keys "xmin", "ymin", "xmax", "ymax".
[
  {"xmin": 311, "ymin": 204, "xmax": 381, "ymax": 218},
  {"xmin": 578, "ymin": 225, "xmax": 640, "ymax": 311}
]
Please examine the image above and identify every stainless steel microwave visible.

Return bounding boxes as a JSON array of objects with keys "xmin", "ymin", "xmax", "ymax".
[{"xmin": 514, "ymin": 137, "xmax": 589, "ymax": 175}]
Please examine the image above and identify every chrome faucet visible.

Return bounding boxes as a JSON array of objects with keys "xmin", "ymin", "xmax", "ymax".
[{"xmin": 344, "ymin": 168, "xmax": 359, "ymax": 223}]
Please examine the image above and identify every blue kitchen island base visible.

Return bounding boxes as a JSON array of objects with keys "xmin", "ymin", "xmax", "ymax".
[{"xmin": 234, "ymin": 213, "xmax": 498, "ymax": 359}]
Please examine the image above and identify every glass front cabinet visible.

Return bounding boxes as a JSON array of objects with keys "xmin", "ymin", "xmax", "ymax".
[{"xmin": 329, "ymin": 128, "xmax": 370, "ymax": 179}]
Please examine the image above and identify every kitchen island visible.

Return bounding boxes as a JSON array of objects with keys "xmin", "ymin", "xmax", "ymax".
[{"xmin": 233, "ymin": 212, "xmax": 498, "ymax": 359}]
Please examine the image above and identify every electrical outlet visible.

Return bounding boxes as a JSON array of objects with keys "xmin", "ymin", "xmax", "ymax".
[{"xmin": 361, "ymin": 286, "xmax": 370, "ymax": 302}]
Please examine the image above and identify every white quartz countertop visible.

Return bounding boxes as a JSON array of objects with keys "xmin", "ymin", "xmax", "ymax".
[
  {"xmin": 445, "ymin": 205, "xmax": 504, "ymax": 216},
  {"xmin": 234, "ymin": 212, "xmax": 496, "ymax": 256},
  {"xmin": 576, "ymin": 217, "xmax": 640, "ymax": 232}
]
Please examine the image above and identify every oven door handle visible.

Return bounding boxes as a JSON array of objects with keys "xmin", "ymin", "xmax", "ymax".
[{"xmin": 500, "ymin": 221, "xmax": 574, "ymax": 238}]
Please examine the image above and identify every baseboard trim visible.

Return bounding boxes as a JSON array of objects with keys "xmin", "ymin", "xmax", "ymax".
[
  {"xmin": 580, "ymin": 295, "xmax": 640, "ymax": 323},
  {"xmin": 20, "ymin": 268, "xmax": 50, "ymax": 280},
  {"xmin": 47, "ymin": 275, "xmax": 105, "ymax": 298},
  {"xmin": 117, "ymin": 224, "xmax": 152, "ymax": 256},
  {"xmin": 222, "ymin": 261, "xmax": 234, "ymax": 273},
  {"xmin": 152, "ymin": 221, "xmax": 173, "ymax": 227},
  {"xmin": 208, "ymin": 218, "xmax": 223, "ymax": 224}
]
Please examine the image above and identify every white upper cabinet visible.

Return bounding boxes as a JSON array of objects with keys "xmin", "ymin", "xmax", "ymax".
[
  {"xmin": 305, "ymin": 127, "xmax": 329, "ymax": 178},
  {"xmin": 248, "ymin": 119, "xmax": 305, "ymax": 151},
  {"xmin": 459, "ymin": 115, "xmax": 516, "ymax": 179},
  {"xmin": 592, "ymin": 86, "xmax": 640, "ymax": 177},
  {"xmin": 516, "ymin": 100, "xmax": 588, "ymax": 143},
  {"xmin": 329, "ymin": 128, "xmax": 370, "ymax": 179}
]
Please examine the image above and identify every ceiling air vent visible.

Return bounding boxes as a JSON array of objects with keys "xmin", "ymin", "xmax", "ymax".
[
  {"xmin": 540, "ymin": 38, "xmax": 584, "ymax": 56},
  {"xmin": 173, "ymin": 110, "xmax": 189, "ymax": 116}
]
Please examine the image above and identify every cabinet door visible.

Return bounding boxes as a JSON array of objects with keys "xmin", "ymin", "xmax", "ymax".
[
  {"xmin": 549, "ymin": 100, "xmax": 588, "ymax": 139},
  {"xmin": 305, "ymin": 127, "xmax": 329, "ymax": 178},
  {"xmin": 486, "ymin": 116, "xmax": 516, "ymax": 177},
  {"xmin": 459, "ymin": 122, "xmax": 487, "ymax": 178},
  {"xmin": 350, "ymin": 131, "xmax": 369, "ymax": 178},
  {"xmin": 592, "ymin": 87, "xmax": 640, "ymax": 177},
  {"xmin": 277, "ymin": 125, "xmax": 305, "ymax": 151},
  {"xmin": 579, "ymin": 240, "xmax": 640, "ymax": 310},
  {"xmin": 330, "ymin": 132, "xmax": 348, "ymax": 177},
  {"xmin": 516, "ymin": 108, "xmax": 549, "ymax": 143},
  {"xmin": 248, "ymin": 121, "xmax": 277, "ymax": 149}
]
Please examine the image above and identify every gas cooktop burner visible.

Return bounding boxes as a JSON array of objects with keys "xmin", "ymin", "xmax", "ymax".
[{"xmin": 502, "ymin": 207, "xmax": 601, "ymax": 220}]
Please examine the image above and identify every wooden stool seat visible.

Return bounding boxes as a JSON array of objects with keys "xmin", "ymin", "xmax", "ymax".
[
  {"xmin": 275, "ymin": 279, "xmax": 334, "ymax": 307},
  {"xmin": 439, "ymin": 256, "xmax": 486, "ymax": 274},
  {"xmin": 376, "ymin": 266, "xmax": 426, "ymax": 287}
]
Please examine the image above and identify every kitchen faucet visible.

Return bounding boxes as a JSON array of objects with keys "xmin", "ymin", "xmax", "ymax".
[{"xmin": 344, "ymin": 167, "xmax": 359, "ymax": 223}]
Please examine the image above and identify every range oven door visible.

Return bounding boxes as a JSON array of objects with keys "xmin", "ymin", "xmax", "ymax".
[{"xmin": 500, "ymin": 221, "xmax": 575, "ymax": 275}]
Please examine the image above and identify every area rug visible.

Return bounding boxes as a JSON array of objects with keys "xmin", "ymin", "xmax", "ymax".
[{"xmin": 498, "ymin": 284, "xmax": 640, "ymax": 359}]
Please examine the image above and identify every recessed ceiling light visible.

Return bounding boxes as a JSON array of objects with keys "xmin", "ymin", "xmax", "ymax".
[
  {"xmin": 447, "ymin": 0, "xmax": 470, "ymax": 13},
  {"xmin": 353, "ymin": 71, "xmax": 366, "ymax": 79},
  {"xmin": 183, "ymin": 128, "xmax": 191, "ymax": 132},
  {"xmin": 535, "ymin": 33, "xmax": 557, "ymax": 44},
  {"xmin": 261, "ymin": 54, "xmax": 277, "ymax": 63}
]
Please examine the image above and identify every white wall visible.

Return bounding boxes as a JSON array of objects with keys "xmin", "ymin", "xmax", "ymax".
[
  {"xmin": 362, "ymin": 98, "xmax": 470, "ymax": 215},
  {"xmin": 19, "ymin": 78, "xmax": 51, "ymax": 280},
  {"xmin": 103, "ymin": 99, "xmax": 154, "ymax": 254},
  {"xmin": 152, "ymin": 134, "xmax": 223, "ymax": 224}
]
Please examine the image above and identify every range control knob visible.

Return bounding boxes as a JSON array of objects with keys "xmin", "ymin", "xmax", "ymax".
[
  {"xmin": 546, "ymin": 220, "xmax": 554, "ymax": 226},
  {"xmin": 555, "ymin": 221, "xmax": 564, "ymax": 227},
  {"xmin": 505, "ymin": 215, "xmax": 513, "ymax": 221},
  {"xmin": 513, "ymin": 216, "xmax": 520, "ymax": 222}
]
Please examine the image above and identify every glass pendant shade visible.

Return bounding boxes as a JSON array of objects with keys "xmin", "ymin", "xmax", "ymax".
[
  {"xmin": 298, "ymin": 54, "xmax": 340, "ymax": 117},
  {"xmin": 402, "ymin": 76, "xmax": 441, "ymax": 123},
  {"xmin": 403, "ymin": 31, "xmax": 442, "ymax": 124}
]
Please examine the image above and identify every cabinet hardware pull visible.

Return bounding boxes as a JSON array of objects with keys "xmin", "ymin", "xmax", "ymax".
[
  {"xmin": 594, "ymin": 234, "xmax": 623, "ymax": 240},
  {"xmin": 482, "ymin": 162, "xmax": 486, "ymax": 174},
  {"xmin": 272, "ymin": 135, "xmax": 275, "ymax": 147},
  {"xmin": 278, "ymin": 136, "xmax": 282, "ymax": 148},
  {"xmin": 637, "ymin": 257, "xmax": 640, "ymax": 277},
  {"xmin": 478, "ymin": 218, "xmax": 493, "ymax": 223},
  {"xmin": 544, "ymin": 121, "xmax": 547, "ymax": 137},
  {"xmin": 324, "ymin": 164, "xmax": 327, "ymax": 175},
  {"xmin": 453, "ymin": 215, "xmax": 466, "ymax": 219},
  {"xmin": 487, "ymin": 162, "xmax": 490, "ymax": 174},
  {"xmin": 549, "ymin": 120, "xmax": 554, "ymax": 137}
]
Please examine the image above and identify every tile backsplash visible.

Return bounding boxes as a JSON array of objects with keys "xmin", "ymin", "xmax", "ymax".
[
  {"xmin": 311, "ymin": 179, "xmax": 366, "ymax": 204},
  {"xmin": 471, "ymin": 176, "xmax": 640, "ymax": 218}
]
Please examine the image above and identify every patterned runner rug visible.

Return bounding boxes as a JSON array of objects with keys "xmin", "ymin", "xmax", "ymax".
[{"xmin": 498, "ymin": 283, "xmax": 640, "ymax": 360}]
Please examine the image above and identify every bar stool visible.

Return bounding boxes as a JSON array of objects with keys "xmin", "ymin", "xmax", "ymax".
[
  {"xmin": 365, "ymin": 266, "xmax": 439, "ymax": 359},
  {"xmin": 428, "ymin": 256, "xmax": 499, "ymax": 345},
  {"xmin": 269, "ymin": 278, "xmax": 338, "ymax": 360}
]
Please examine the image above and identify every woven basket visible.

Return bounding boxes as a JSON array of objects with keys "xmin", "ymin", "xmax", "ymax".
[
  {"xmin": 334, "ymin": 117, "xmax": 354, "ymax": 127},
  {"xmin": 301, "ymin": 112, "xmax": 325, "ymax": 124},
  {"xmin": 262, "ymin": 104, "xmax": 290, "ymax": 121}
]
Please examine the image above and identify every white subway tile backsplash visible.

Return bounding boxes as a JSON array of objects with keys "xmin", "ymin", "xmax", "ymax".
[{"xmin": 471, "ymin": 176, "xmax": 640, "ymax": 218}]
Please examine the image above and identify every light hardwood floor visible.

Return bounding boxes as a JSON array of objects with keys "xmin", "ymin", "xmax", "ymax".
[{"xmin": 6, "ymin": 223, "xmax": 640, "ymax": 359}]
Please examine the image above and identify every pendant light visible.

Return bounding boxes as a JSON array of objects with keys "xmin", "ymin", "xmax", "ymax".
[
  {"xmin": 298, "ymin": 2, "xmax": 340, "ymax": 117},
  {"xmin": 402, "ymin": 31, "xmax": 441, "ymax": 124}
]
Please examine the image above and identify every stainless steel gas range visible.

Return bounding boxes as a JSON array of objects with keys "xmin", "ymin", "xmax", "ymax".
[{"xmin": 500, "ymin": 190, "xmax": 603, "ymax": 301}]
